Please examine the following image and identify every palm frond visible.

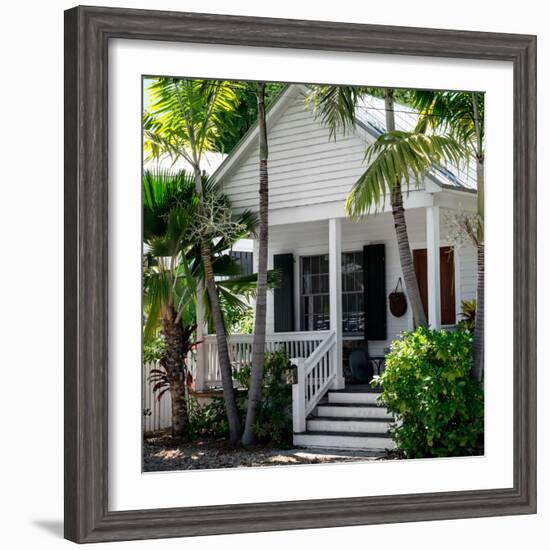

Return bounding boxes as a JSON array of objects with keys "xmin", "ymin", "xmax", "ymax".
[
  {"xmin": 307, "ymin": 85, "xmax": 360, "ymax": 139},
  {"xmin": 144, "ymin": 78, "xmax": 240, "ymax": 165},
  {"xmin": 143, "ymin": 269, "xmax": 172, "ymax": 341},
  {"xmin": 408, "ymin": 90, "xmax": 483, "ymax": 149},
  {"xmin": 346, "ymin": 131, "xmax": 466, "ymax": 218}
]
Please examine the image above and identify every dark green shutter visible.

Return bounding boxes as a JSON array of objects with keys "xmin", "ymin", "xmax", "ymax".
[
  {"xmin": 273, "ymin": 253, "xmax": 295, "ymax": 332},
  {"xmin": 363, "ymin": 244, "xmax": 387, "ymax": 340}
]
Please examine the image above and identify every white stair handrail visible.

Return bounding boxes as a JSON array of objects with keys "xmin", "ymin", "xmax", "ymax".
[{"xmin": 291, "ymin": 331, "xmax": 337, "ymax": 433}]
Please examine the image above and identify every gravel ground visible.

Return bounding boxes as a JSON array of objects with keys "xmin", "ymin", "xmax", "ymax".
[{"xmin": 143, "ymin": 434, "xmax": 388, "ymax": 472}]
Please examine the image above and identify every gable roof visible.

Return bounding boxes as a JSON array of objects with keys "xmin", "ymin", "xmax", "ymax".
[{"xmin": 213, "ymin": 83, "xmax": 476, "ymax": 194}]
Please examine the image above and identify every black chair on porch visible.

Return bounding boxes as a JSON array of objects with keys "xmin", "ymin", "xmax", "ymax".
[{"xmin": 349, "ymin": 345, "xmax": 374, "ymax": 385}]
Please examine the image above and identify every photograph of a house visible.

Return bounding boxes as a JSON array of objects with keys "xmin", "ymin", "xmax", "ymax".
[{"xmin": 142, "ymin": 78, "xmax": 485, "ymax": 471}]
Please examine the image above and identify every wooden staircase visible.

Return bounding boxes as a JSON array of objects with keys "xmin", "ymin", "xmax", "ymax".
[{"xmin": 293, "ymin": 388, "xmax": 395, "ymax": 451}]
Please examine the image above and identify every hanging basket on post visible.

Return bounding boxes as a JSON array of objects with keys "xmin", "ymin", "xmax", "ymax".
[{"xmin": 389, "ymin": 278, "xmax": 407, "ymax": 317}]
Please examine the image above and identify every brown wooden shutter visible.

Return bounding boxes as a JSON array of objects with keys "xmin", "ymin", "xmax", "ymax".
[
  {"xmin": 439, "ymin": 247, "xmax": 456, "ymax": 325},
  {"xmin": 413, "ymin": 249, "xmax": 429, "ymax": 320},
  {"xmin": 413, "ymin": 247, "xmax": 456, "ymax": 325}
]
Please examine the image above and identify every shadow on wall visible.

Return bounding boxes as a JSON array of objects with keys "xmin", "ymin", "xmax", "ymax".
[{"xmin": 32, "ymin": 520, "xmax": 64, "ymax": 539}]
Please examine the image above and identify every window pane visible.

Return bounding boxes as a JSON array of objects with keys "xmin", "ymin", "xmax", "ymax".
[
  {"xmin": 355, "ymin": 270, "xmax": 363, "ymax": 292},
  {"xmin": 344, "ymin": 273, "xmax": 354, "ymax": 292},
  {"xmin": 302, "ymin": 274, "xmax": 311, "ymax": 294},
  {"xmin": 320, "ymin": 274, "xmax": 329, "ymax": 293},
  {"xmin": 342, "ymin": 294, "xmax": 349, "ymax": 332},
  {"xmin": 340, "ymin": 251, "xmax": 364, "ymax": 334},
  {"xmin": 310, "ymin": 274, "xmax": 318, "ymax": 294},
  {"xmin": 300, "ymin": 254, "xmax": 330, "ymax": 332},
  {"xmin": 310, "ymin": 255, "xmax": 319, "ymax": 275}
]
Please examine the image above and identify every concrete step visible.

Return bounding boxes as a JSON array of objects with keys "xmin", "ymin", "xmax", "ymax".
[
  {"xmin": 307, "ymin": 417, "xmax": 392, "ymax": 434},
  {"xmin": 327, "ymin": 391, "xmax": 381, "ymax": 405},
  {"xmin": 293, "ymin": 431, "xmax": 395, "ymax": 451},
  {"xmin": 316, "ymin": 403, "xmax": 392, "ymax": 419}
]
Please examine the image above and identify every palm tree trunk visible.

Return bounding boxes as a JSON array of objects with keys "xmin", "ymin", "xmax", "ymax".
[
  {"xmin": 472, "ymin": 243, "xmax": 484, "ymax": 382},
  {"xmin": 391, "ymin": 183, "xmax": 428, "ymax": 327},
  {"xmin": 384, "ymin": 89, "xmax": 428, "ymax": 327},
  {"xmin": 161, "ymin": 306, "xmax": 188, "ymax": 437},
  {"xmin": 471, "ymin": 92, "xmax": 484, "ymax": 384},
  {"xmin": 242, "ymin": 82, "xmax": 269, "ymax": 446},
  {"xmin": 192, "ymin": 166, "xmax": 242, "ymax": 443},
  {"xmin": 201, "ymin": 240, "xmax": 242, "ymax": 443}
]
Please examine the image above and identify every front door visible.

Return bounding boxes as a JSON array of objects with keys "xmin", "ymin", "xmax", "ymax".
[{"xmin": 413, "ymin": 246, "xmax": 456, "ymax": 325}]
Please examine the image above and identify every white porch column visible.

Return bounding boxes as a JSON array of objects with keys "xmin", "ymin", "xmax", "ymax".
[
  {"xmin": 426, "ymin": 205, "xmax": 441, "ymax": 328},
  {"xmin": 329, "ymin": 218, "xmax": 345, "ymax": 389},
  {"xmin": 194, "ymin": 281, "xmax": 207, "ymax": 391}
]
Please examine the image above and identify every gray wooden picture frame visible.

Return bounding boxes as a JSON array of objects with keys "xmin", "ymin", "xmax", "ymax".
[{"xmin": 64, "ymin": 5, "xmax": 537, "ymax": 543}]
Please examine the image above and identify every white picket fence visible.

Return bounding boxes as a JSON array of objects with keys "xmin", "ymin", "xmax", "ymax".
[{"xmin": 143, "ymin": 361, "xmax": 172, "ymax": 433}]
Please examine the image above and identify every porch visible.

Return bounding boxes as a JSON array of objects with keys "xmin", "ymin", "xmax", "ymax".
[{"xmin": 190, "ymin": 205, "xmax": 476, "ymax": 449}]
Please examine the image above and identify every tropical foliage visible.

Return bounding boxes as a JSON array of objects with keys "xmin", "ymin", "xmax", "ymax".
[
  {"xmin": 234, "ymin": 350, "xmax": 294, "ymax": 445},
  {"xmin": 186, "ymin": 350, "xmax": 293, "ymax": 445},
  {"xmin": 374, "ymin": 326, "xmax": 484, "ymax": 458},
  {"xmin": 346, "ymin": 131, "xmax": 465, "ymax": 216},
  {"xmin": 144, "ymin": 77, "xmax": 245, "ymax": 442},
  {"xmin": 459, "ymin": 299, "xmax": 477, "ymax": 332},
  {"xmin": 142, "ymin": 169, "xmax": 258, "ymax": 436},
  {"xmin": 213, "ymin": 81, "xmax": 285, "ymax": 152},
  {"xmin": 406, "ymin": 90, "xmax": 485, "ymax": 382},
  {"xmin": 252, "ymin": 350, "xmax": 293, "ymax": 445}
]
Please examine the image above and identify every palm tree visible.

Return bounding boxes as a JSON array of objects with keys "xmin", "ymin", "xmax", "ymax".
[
  {"xmin": 144, "ymin": 78, "xmax": 244, "ymax": 442},
  {"xmin": 143, "ymin": 169, "xmax": 261, "ymax": 437},
  {"xmin": 143, "ymin": 169, "xmax": 200, "ymax": 437},
  {"xmin": 242, "ymin": 82, "xmax": 269, "ymax": 446},
  {"xmin": 407, "ymin": 91, "xmax": 485, "ymax": 382},
  {"xmin": 309, "ymin": 86, "xmax": 465, "ymax": 328}
]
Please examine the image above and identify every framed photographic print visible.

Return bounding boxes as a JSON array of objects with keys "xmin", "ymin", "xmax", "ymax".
[{"xmin": 64, "ymin": 5, "xmax": 537, "ymax": 543}]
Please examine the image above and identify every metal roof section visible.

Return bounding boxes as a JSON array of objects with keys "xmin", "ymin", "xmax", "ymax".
[{"xmin": 355, "ymin": 94, "xmax": 477, "ymax": 190}]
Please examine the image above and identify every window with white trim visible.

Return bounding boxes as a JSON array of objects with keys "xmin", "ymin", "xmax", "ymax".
[
  {"xmin": 341, "ymin": 251, "xmax": 364, "ymax": 334},
  {"xmin": 300, "ymin": 254, "xmax": 330, "ymax": 331},
  {"xmin": 299, "ymin": 251, "xmax": 365, "ymax": 334}
]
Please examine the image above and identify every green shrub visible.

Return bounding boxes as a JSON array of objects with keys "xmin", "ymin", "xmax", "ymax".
[
  {"xmin": 374, "ymin": 326, "xmax": 484, "ymax": 458},
  {"xmin": 187, "ymin": 395, "xmax": 246, "ymax": 440},
  {"xmin": 253, "ymin": 350, "xmax": 293, "ymax": 446},
  {"xmin": 458, "ymin": 299, "xmax": 476, "ymax": 331},
  {"xmin": 187, "ymin": 349, "xmax": 293, "ymax": 445},
  {"xmin": 143, "ymin": 334, "xmax": 165, "ymax": 363}
]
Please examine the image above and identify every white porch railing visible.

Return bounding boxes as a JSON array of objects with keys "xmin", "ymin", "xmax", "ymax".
[
  {"xmin": 201, "ymin": 331, "xmax": 329, "ymax": 388},
  {"xmin": 291, "ymin": 331, "xmax": 337, "ymax": 433},
  {"xmin": 144, "ymin": 330, "xmax": 337, "ymax": 434}
]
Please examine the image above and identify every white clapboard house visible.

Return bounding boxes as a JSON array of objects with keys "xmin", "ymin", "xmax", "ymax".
[{"xmin": 192, "ymin": 84, "xmax": 478, "ymax": 451}]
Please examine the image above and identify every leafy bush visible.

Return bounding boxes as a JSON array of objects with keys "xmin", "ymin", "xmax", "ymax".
[
  {"xmin": 230, "ymin": 307, "xmax": 255, "ymax": 334},
  {"xmin": 459, "ymin": 299, "xmax": 476, "ymax": 331},
  {"xmin": 374, "ymin": 326, "xmax": 484, "ymax": 458},
  {"xmin": 253, "ymin": 350, "xmax": 293, "ymax": 446},
  {"xmin": 187, "ymin": 350, "xmax": 293, "ymax": 445},
  {"xmin": 143, "ymin": 334, "xmax": 165, "ymax": 363},
  {"xmin": 187, "ymin": 395, "xmax": 246, "ymax": 440}
]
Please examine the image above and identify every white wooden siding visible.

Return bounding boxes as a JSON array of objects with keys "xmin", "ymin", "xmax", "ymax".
[
  {"xmin": 457, "ymin": 245, "xmax": 477, "ymax": 304},
  {"xmin": 221, "ymin": 88, "xmax": 371, "ymax": 213}
]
